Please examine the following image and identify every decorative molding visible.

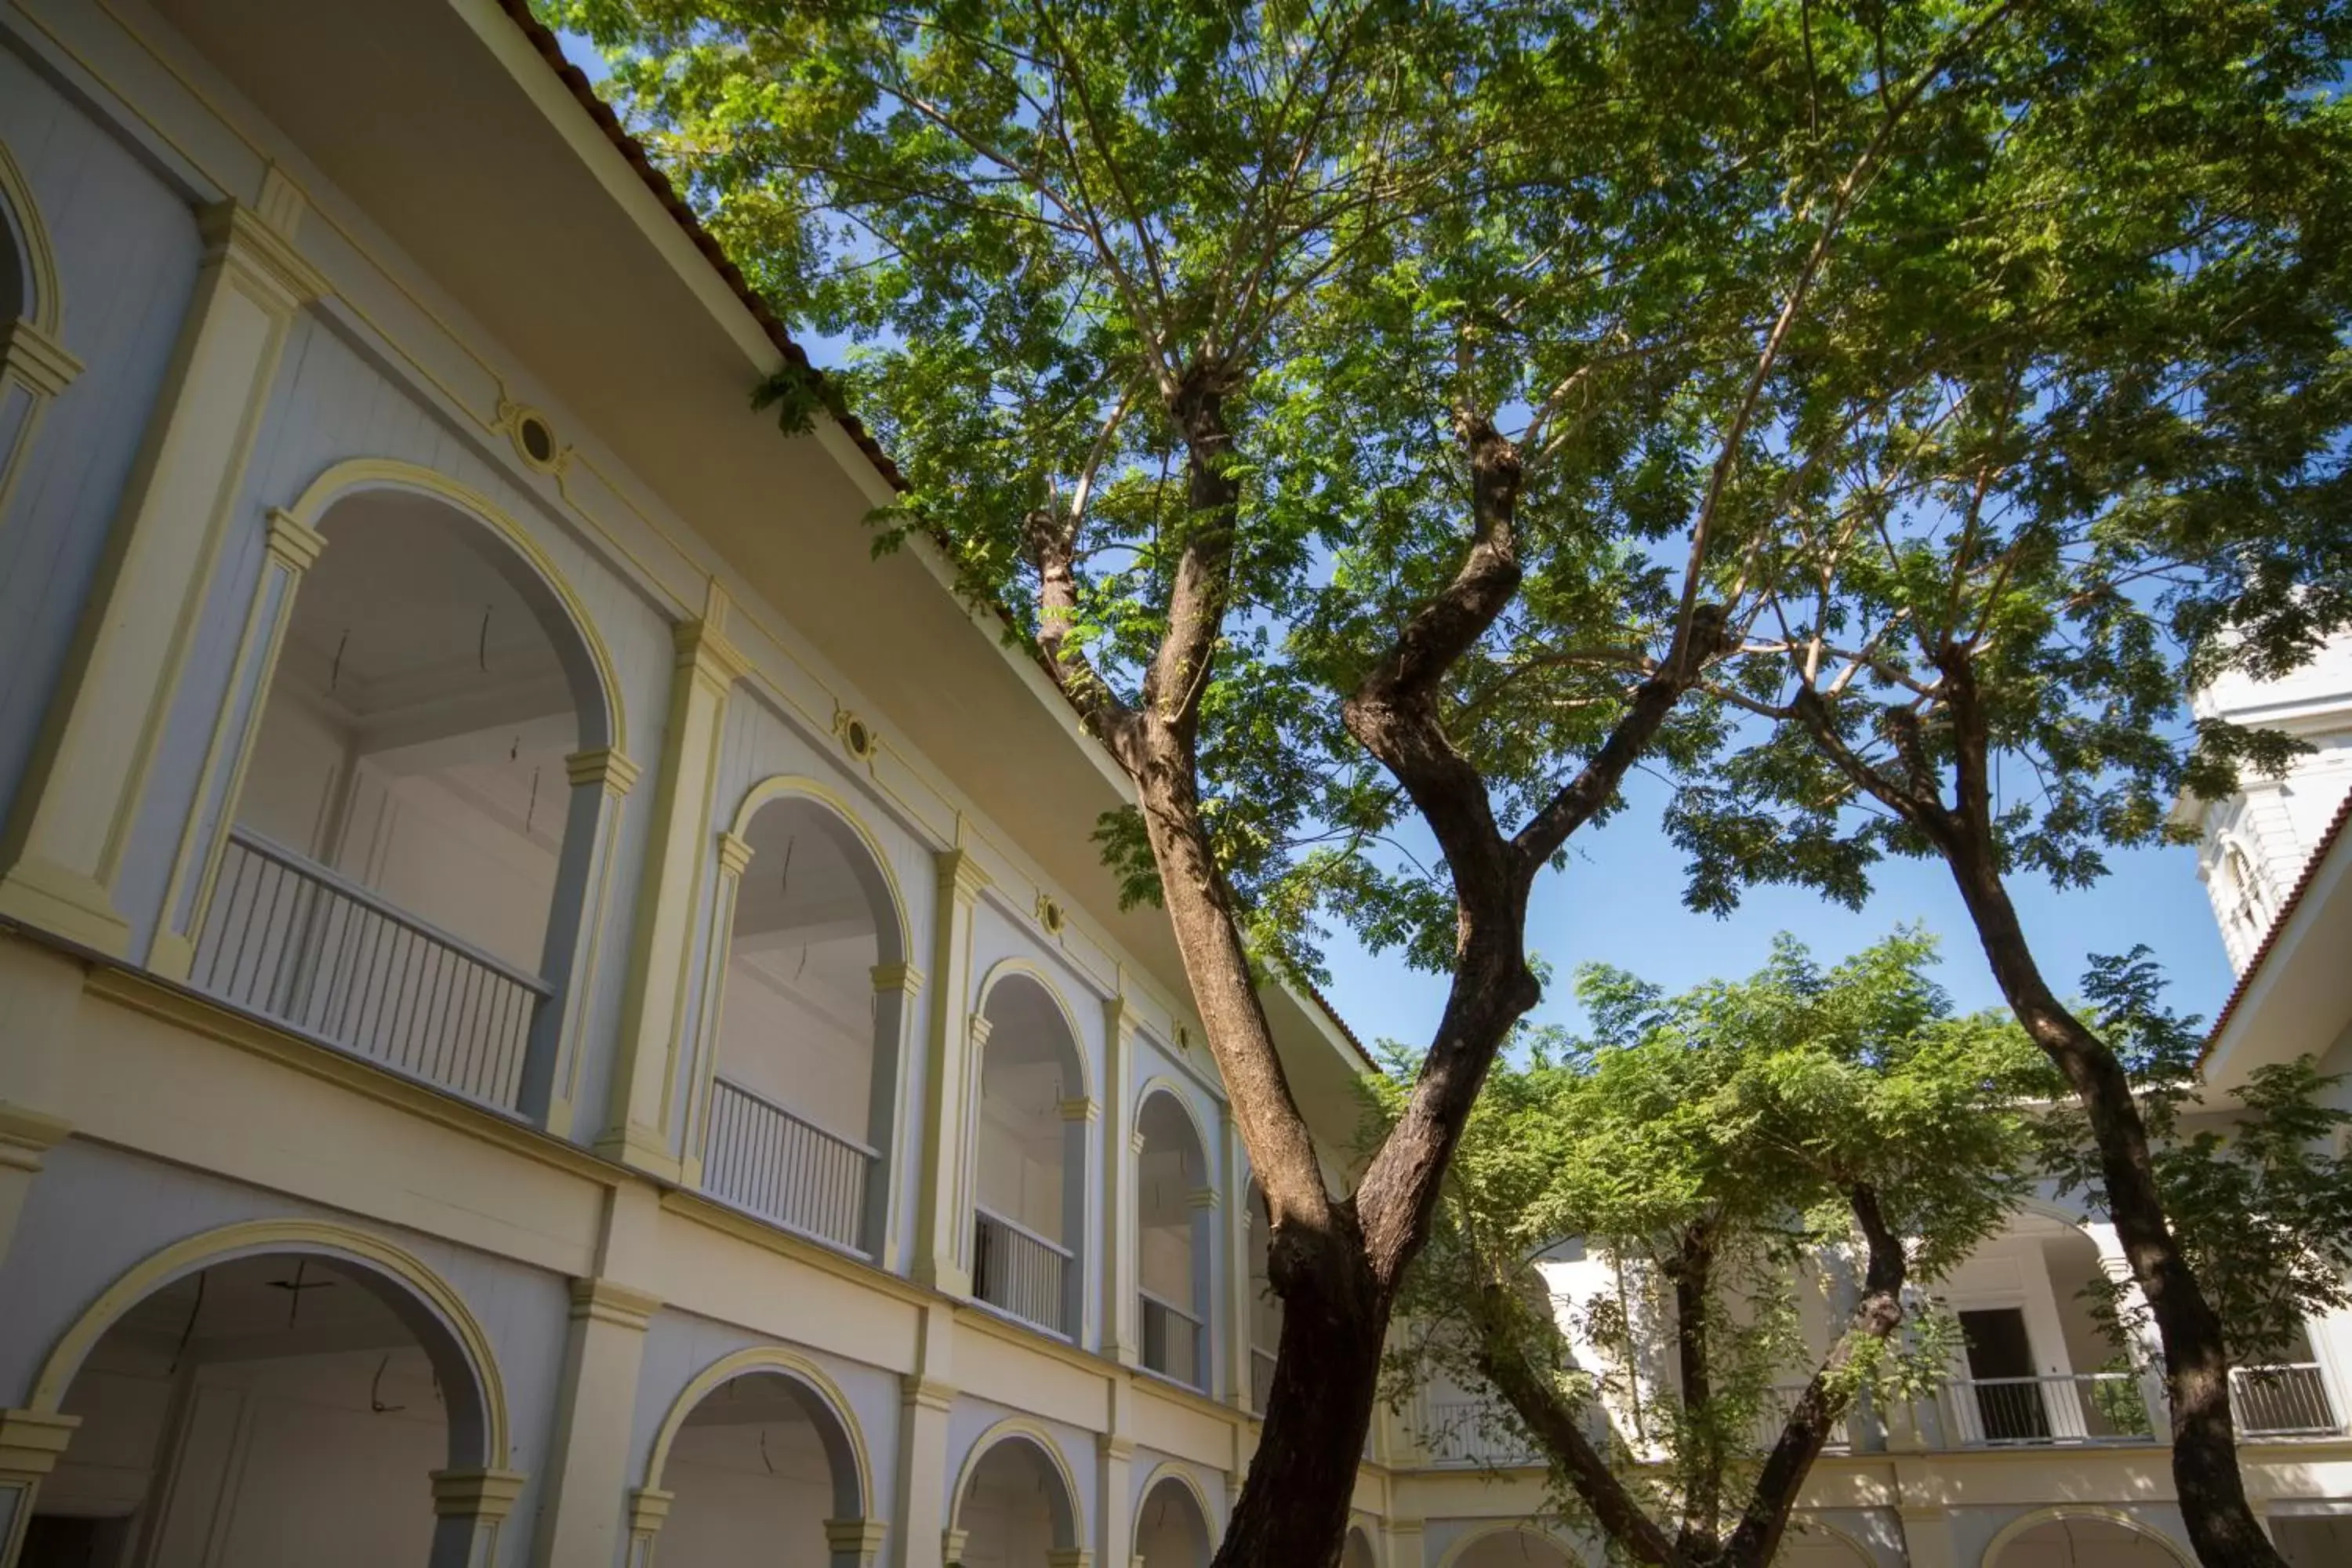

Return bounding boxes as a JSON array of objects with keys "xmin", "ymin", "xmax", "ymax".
[
  {"xmin": 825, "ymin": 1517, "xmax": 888, "ymax": 1564},
  {"xmin": 935, "ymin": 846, "xmax": 993, "ymax": 906},
  {"xmin": 260, "ymin": 506, "xmax": 328, "ymax": 573},
  {"xmin": 1060, "ymin": 1096, "xmax": 1100, "ymax": 1124},
  {"xmin": 568, "ymin": 1277, "xmax": 661, "ymax": 1330},
  {"xmin": 0, "ymin": 1409, "xmax": 79, "ymax": 1482},
  {"xmin": 0, "ymin": 137, "xmax": 65, "ymax": 335},
  {"xmin": 901, "ymin": 1374, "xmax": 958, "ymax": 1414},
  {"xmin": 0, "ymin": 317, "xmax": 81, "ymax": 397},
  {"xmin": 430, "ymin": 1467, "xmax": 528, "ymax": 1520},
  {"xmin": 566, "ymin": 746, "xmax": 641, "ymax": 797},
  {"xmin": 644, "ymin": 1345, "xmax": 873, "ymax": 1516},
  {"xmin": 626, "ymin": 1487, "xmax": 674, "ymax": 1536},
  {"xmin": 0, "ymin": 1103, "xmax": 71, "ymax": 1175},
  {"xmin": 871, "ymin": 961, "xmax": 925, "ymax": 997},
  {"xmin": 196, "ymin": 199, "xmax": 329, "ymax": 306},
  {"xmin": 714, "ymin": 829, "xmax": 757, "ymax": 878}
]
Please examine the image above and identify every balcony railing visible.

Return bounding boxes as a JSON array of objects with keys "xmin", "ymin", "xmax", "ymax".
[
  {"xmin": 1944, "ymin": 1373, "xmax": 2155, "ymax": 1446},
  {"xmin": 1414, "ymin": 1396, "xmax": 1547, "ymax": 1468},
  {"xmin": 702, "ymin": 1076, "xmax": 876, "ymax": 1254},
  {"xmin": 974, "ymin": 1207, "xmax": 1073, "ymax": 1338},
  {"xmin": 1250, "ymin": 1347, "xmax": 1278, "ymax": 1414},
  {"xmin": 1139, "ymin": 1289, "xmax": 1206, "ymax": 1389},
  {"xmin": 2231, "ymin": 1363, "xmax": 2340, "ymax": 1437},
  {"xmin": 192, "ymin": 827, "xmax": 550, "ymax": 1112},
  {"xmin": 1752, "ymin": 1383, "xmax": 1853, "ymax": 1451}
]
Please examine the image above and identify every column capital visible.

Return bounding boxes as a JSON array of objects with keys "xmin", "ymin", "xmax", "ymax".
[
  {"xmin": 565, "ymin": 746, "xmax": 641, "ymax": 797},
  {"xmin": 935, "ymin": 845, "xmax": 993, "ymax": 906},
  {"xmin": 901, "ymin": 1374, "xmax": 957, "ymax": 1414},
  {"xmin": 1046, "ymin": 1549, "xmax": 1093, "ymax": 1568},
  {"xmin": 1102, "ymin": 993, "xmax": 1141, "ymax": 1046},
  {"xmin": 568, "ymin": 1277, "xmax": 662, "ymax": 1330},
  {"xmin": 1188, "ymin": 1185, "xmax": 1219, "ymax": 1210},
  {"xmin": 942, "ymin": 1528, "xmax": 971, "ymax": 1566},
  {"xmin": 1098, "ymin": 1433, "xmax": 1135, "ymax": 1462},
  {"xmin": 429, "ymin": 1467, "xmax": 528, "ymax": 1520},
  {"xmin": 0, "ymin": 1408, "xmax": 78, "ymax": 1481},
  {"xmin": 628, "ymin": 1487, "xmax": 674, "ymax": 1535},
  {"xmin": 674, "ymin": 616, "xmax": 750, "ymax": 686},
  {"xmin": 0, "ymin": 316, "xmax": 82, "ymax": 398},
  {"xmin": 968, "ymin": 1014, "xmax": 995, "ymax": 1051},
  {"xmin": 0, "ymin": 1104, "xmax": 72, "ymax": 1176},
  {"xmin": 1062, "ymin": 1096, "xmax": 1100, "ymax": 1124},
  {"xmin": 715, "ymin": 830, "xmax": 757, "ymax": 878},
  {"xmin": 196, "ymin": 199, "xmax": 329, "ymax": 306},
  {"xmin": 873, "ymin": 961, "xmax": 926, "ymax": 997},
  {"xmin": 825, "ymin": 1518, "xmax": 889, "ymax": 1563},
  {"xmin": 261, "ymin": 506, "xmax": 328, "ymax": 574}
]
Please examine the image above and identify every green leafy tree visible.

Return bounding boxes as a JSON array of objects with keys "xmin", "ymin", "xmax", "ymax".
[
  {"xmin": 1651, "ymin": 6, "xmax": 2352, "ymax": 1561},
  {"xmin": 2037, "ymin": 951, "xmax": 2352, "ymax": 1371},
  {"xmin": 553, "ymin": 0, "xmax": 2349, "ymax": 1560},
  {"xmin": 1382, "ymin": 934, "xmax": 2044, "ymax": 1568}
]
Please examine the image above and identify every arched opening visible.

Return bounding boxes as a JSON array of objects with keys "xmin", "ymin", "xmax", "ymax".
[
  {"xmin": 1134, "ymin": 1473, "xmax": 1211, "ymax": 1568},
  {"xmin": 702, "ymin": 792, "xmax": 903, "ymax": 1255},
  {"xmin": 1134, "ymin": 1090, "xmax": 1211, "ymax": 1388},
  {"xmin": 952, "ymin": 1431, "xmax": 1079, "ymax": 1568},
  {"xmin": 652, "ymin": 1369, "xmax": 862, "ymax": 1568},
  {"xmin": 191, "ymin": 486, "xmax": 609, "ymax": 1115},
  {"xmin": 1344, "ymin": 1526, "xmax": 1377, "ymax": 1568},
  {"xmin": 1772, "ymin": 1524, "xmax": 1873, "ymax": 1567},
  {"xmin": 21, "ymin": 1248, "xmax": 495, "ymax": 1568},
  {"xmin": 1452, "ymin": 1526, "xmax": 1577, "ymax": 1568},
  {"xmin": 1985, "ymin": 1513, "xmax": 2187, "ymax": 1568},
  {"xmin": 971, "ymin": 971, "xmax": 1087, "ymax": 1339},
  {"xmin": 1245, "ymin": 1180, "xmax": 1279, "ymax": 1412}
]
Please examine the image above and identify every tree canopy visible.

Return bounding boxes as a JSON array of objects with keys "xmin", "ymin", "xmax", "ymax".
[{"xmin": 1384, "ymin": 932, "xmax": 2043, "ymax": 1568}]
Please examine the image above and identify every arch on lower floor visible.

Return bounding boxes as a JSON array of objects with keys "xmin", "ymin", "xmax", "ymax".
[
  {"xmin": 29, "ymin": 1216, "xmax": 507, "ymax": 1468},
  {"xmin": 1134, "ymin": 1464, "xmax": 1214, "ymax": 1567},
  {"xmin": 642, "ymin": 1345, "xmax": 871, "ymax": 1518},
  {"xmin": 1436, "ymin": 1522, "xmax": 1581, "ymax": 1568},
  {"xmin": 1979, "ymin": 1506, "xmax": 2193, "ymax": 1568},
  {"xmin": 949, "ymin": 1418, "xmax": 1083, "ymax": 1563},
  {"xmin": 1344, "ymin": 1522, "xmax": 1379, "ymax": 1568},
  {"xmin": 1773, "ymin": 1517, "xmax": 1878, "ymax": 1567}
]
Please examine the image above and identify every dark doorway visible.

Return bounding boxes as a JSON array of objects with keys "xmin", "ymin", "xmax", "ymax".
[{"xmin": 1961, "ymin": 1307, "xmax": 2050, "ymax": 1442}]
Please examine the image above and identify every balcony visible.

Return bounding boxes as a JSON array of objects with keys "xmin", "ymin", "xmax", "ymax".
[
  {"xmin": 702, "ymin": 1076, "xmax": 877, "ymax": 1254},
  {"xmin": 974, "ymin": 1206, "xmax": 1074, "ymax": 1338},
  {"xmin": 1139, "ymin": 1288, "xmax": 1206, "ymax": 1388},
  {"xmin": 1250, "ymin": 1347, "xmax": 1277, "ymax": 1414},
  {"xmin": 2231, "ymin": 1363, "xmax": 2340, "ymax": 1438},
  {"xmin": 1941, "ymin": 1372, "xmax": 2156, "ymax": 1446},
  {"xmin": 193, "ymin": 827, "xmax": 550, "ymax": 1112}
]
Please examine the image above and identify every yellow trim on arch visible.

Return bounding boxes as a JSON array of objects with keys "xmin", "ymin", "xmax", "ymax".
[
  {"xmin": 1134, "ymin": 1460, "xmax": 1217, "ymax": 1547},
  {"xmin": 726, "ymin": 774, "xmax": 913, "ymax": 964},
  {"xmin": 28, "ymin": 1218, "xmax": 511, "ymax": 1465},
  {"xmin": 281, "ymin": 457, "xmax": 628, "ymax": 752},
  {"xmin": 973, "ymin": 956, "xmax": 1094, "ymax": 1103},
  {"xmin": 949, "ymin": 1417, "xmax": 1087, "ymax": 1547},
  {"xmin": 641, "ymin": 1344, "xmax": 873, "ymax": 1511},
  {"xmin": 1132, "ymin": 1077, "xmax": 1211, "ymax": 1168},
  {"xmin": 1432, "ymin": 1521, "xmax": 1583, "ymax": 1568},
  {"xmin": 0, "ymin": 136, "xmax": 64, "ymax": 337},
  {"xmin": 1977, "ymin": 1505, "xmax": 2192, "ymax": 1568}
]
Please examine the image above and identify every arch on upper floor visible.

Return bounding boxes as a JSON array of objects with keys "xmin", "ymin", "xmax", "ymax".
[
  {"xmin": 0, "ymin": 135, "xmax": 63, "ymax": 335},
  {"xmin": 1436, "ymin": 1522, "xmax": 1582, "ymax": 1568},
  {"xmin": 30, "ymin": 1218, "xmax": 509, "ymax": 1469},
  {"xmin": 949, "ymin": 1419, "xmax": 1083, "ymax": 1553},
  {"xmin": 974, "ymin": 957, "xmax": 1093, "ymax": 1103},
  {"xmin": 1134, "ymin": 1076, "xmax": 1211, "ymax": 1161},
  {"xmin": 1978, "ymin": 1506, "xmax": 2193, "ymax": 1568},
  {"xmin": 641, "ymin": 1344, "xmax": 871, "ymax": 1520},
  {"xmin": 726, "ymin": 774, "xmax": 912, "ymax": 968},
  {"xmin": 281, "ymin": 457, "xmax": 625, "ymax": 753},
  {"xmin": 1134, "ymin": 1083, "xmax": 1214, "ymax": 1388}
]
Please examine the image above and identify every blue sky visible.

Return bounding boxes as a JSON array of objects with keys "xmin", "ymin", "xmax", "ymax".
[
  {"xmin": 555, "ymin": 29, "xmax": 2238, "ymax": 1044},
  {"xmin": 1313, "ymin": 770, "xmax": 2234, "ymax": 1050}
]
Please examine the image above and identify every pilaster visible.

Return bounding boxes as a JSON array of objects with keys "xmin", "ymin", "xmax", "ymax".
[
  {"xmin": 826, "ymin": 1516, "xmax": 891, "ymax": 1568},
  {"xmin": 912, "ymin": 847, "xmax": 989, "ymax": 1295},
  {"xmin": 1098, "ymin": 1422, "xmax": 1135, "ymax": 1568},
  {"xmin": 528, "ymin": 1272, "xmax": 662, "ymax": 1568},
  {"xmin": 894, "ymin": 1305, "xmax": 956, "ymax": 1568},
  {"xmin": 1221, "ymin": 1120, "xmax": 1254, "ymax": 1410},
  {"xmin": 1102, "ymin": 996, "xmax": 1140, "ymax": 1366},
  {"xmin": 0, "ymin": 1409, "xmax": 78, "ymax": 1568},
  {"xmin": 530, "ymin": 745, "xmax": 641, "ymax": 1134},
  {"xmin": 429, "ymin": 1467, "xmax": 528, "ymax": 1568},
  {"xmin": 0, "ymin": 935, "xmax": 86, "ymax": 1269},
  {"xmin": 151, "ymin": 504, "xmax": 331, "ymax": 981},
  {"xmin": 1383, "ymin": 1517, "xmax": 1425, "ymax": 1568},
  {"xmin": 677, "ymin": 828, "xmax": 757, "ymax": 1187},
  {"xmin": 0, "ymin": 194, "xmax": 324, "ymax": 955},
  {"xmin": 601, "ymin": 587, "xmax": 747, "ymax": 1177}
]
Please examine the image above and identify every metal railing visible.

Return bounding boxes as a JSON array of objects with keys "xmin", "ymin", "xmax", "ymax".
[
  {"xmin": 1414, "ymin": 1396, "xmax": 1543, "ymax": 1468},
  {"xmin": 702, "ymin": 1077, "xmax": 876, "ymax": 1254},
  {"xmin": 1250, "ymin": 1347, "xmax": 1278, "ymax": 1414},
  {"xmin": 974, "ymin": 1207, "xmax": 1073, "ymax": 1338},
  {"xmin": 2231, "ymin": 1363, "xmax": 2340, "ymax": 1437},
  {"xmin": 1752, "ymin": 1383, "xmax": 1853, "ymax": 1451},
  {"xmin": 1139, "ymin": 1289, "xmax": 1206, "ymax": 1389},
  {"xmin": 1944, "ymin": 1373, "xmax": 2154, "ymax": 1446},
  {"xmin": 192, "ymin": 827, "xmax": 549, "ymax": 1111}
]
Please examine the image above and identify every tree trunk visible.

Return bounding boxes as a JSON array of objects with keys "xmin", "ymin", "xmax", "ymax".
[
  {"xmin": 1940, "ymin": 829, "xmax": 2285, "ymax": 1568},
  {"xmin": 1217, "ymin": 1218, "xmax": 1389, "ymax": 1568}
]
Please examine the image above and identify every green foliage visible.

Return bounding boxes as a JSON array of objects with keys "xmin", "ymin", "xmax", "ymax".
[
  {"xmin": 2038, "ymin": 951, "xmax": 2352, "ymax": 1367},
  {"xmin": 1380, "ymin": 933, "xmax": 2043, "ymax": 1534}
]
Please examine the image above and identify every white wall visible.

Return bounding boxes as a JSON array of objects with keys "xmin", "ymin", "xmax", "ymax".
[
  {"xmin": 659, "ymin": 1410, "xmax": 835, "ymax": 1568},
  {"xmin": 716, "ymin": 938, "xmax": 875, "ymax": 1142}
]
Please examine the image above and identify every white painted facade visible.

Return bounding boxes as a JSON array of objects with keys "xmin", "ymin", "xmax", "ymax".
[{"xmin": 0, "ymin": 4, "xmax": 2343, "ymax": 1568}]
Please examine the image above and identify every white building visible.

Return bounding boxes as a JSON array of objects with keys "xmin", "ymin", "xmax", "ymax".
[{"xmin": 0, "ymin": 5, "xmax": 2343, "ymax": 1568}]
